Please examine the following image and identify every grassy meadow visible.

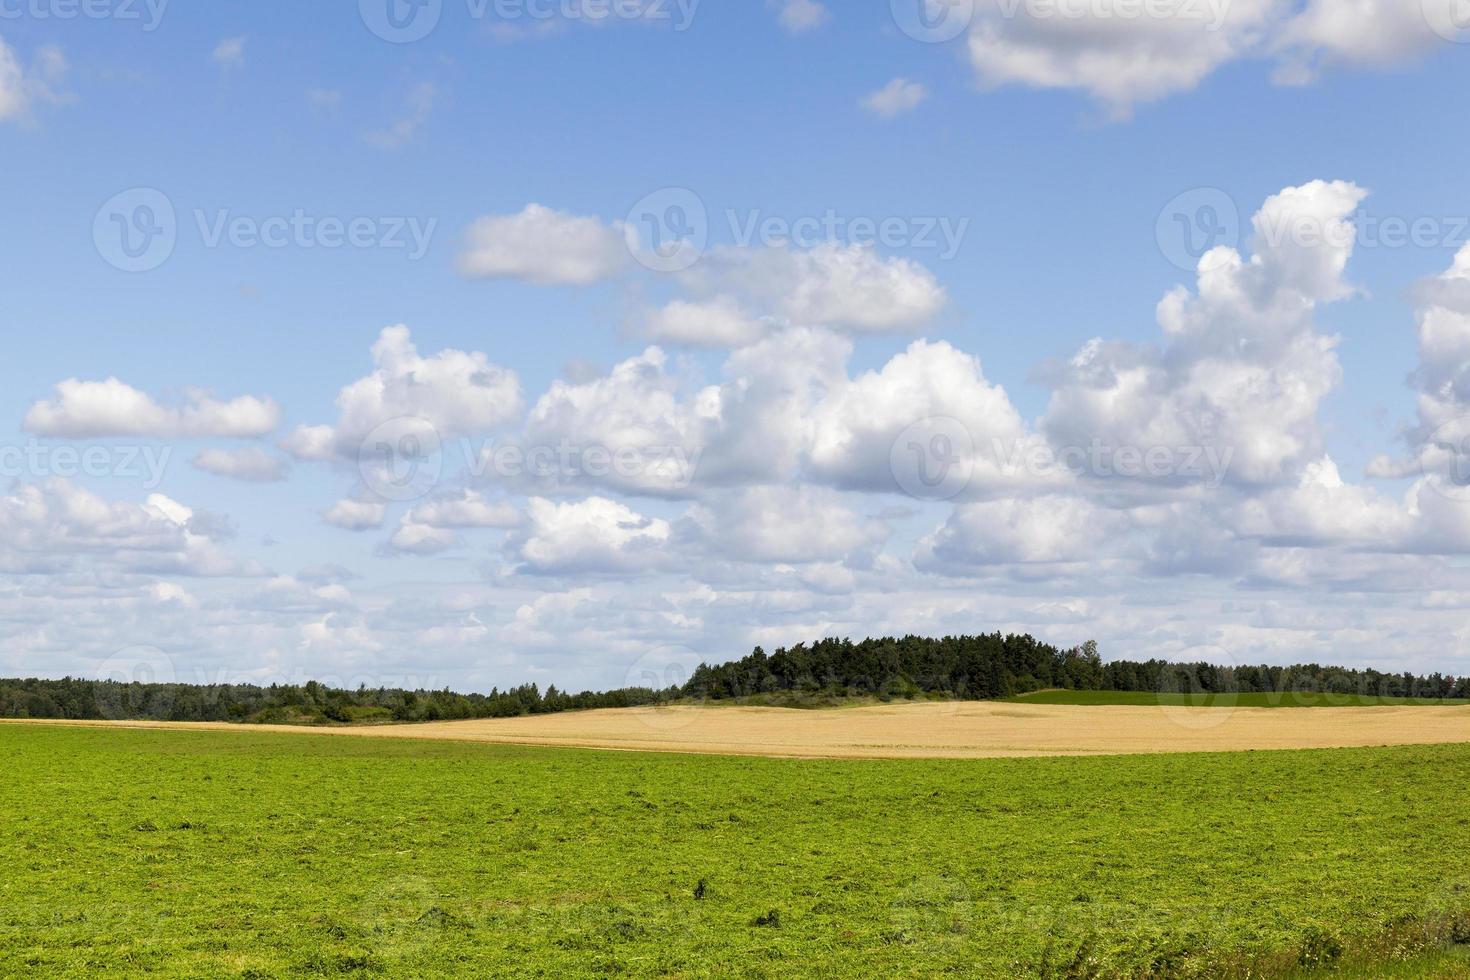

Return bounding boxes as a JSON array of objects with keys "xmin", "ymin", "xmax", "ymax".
[{"xmin": 3, "ymin": 724, "xmax": 1470, "ymax": 978}]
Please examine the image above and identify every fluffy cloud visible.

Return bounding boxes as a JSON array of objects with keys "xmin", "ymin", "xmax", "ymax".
[
  {"xmin": 282, "ymin": 326, "xmax": 522, "ymax": 461},
  {"xmin": 1401, "ymin": 245, "xmax": 1470, "ymax": 451},
  {"xmin": 0, "ymin": 480, "xmax": 264, "ymax": 578},
  {"xmin": 513, "ymin": 497, "xmax": 672, "ymax": 574},
  {"xmin": 517, "ymin": 328, "xmax": 1040, "ymax": 500},
  {"xmin": 455, "ymin": 202, "xmax": 947, "ymax": 339},
  {"xmin": 682, "ymin": 244, "xmax": 946, "ymax": 333},
  {"xmin": 684, "ymin": 486, "xmax": 890, "ymax": 564},
  {"xmin": 387, "ymin": 521, "xmax": 459, "ymax": 556},
  {"xmin": 383, "ymin": 492, "xmax": 522, "ymax": 556},
  {"xmin": 521, "ymin": 346, "xmax": 716, "ymax": 496},
  {"xmin": 323, "ymin": 498, "xmax": 386, "ymax": 531},
  {"xmin": 457, "ymin": 204, "xmax": 629, "ymax": 285},
  {"xmin": 910, "ymin": 183, "xmax": 1470, "ymax": 578},
  {"xmin": 19, "ymin": 177, "xmax": 1470, "ymax": 686},
  {"xmin": 699, "ymin": 327, "xmax": 853, "ymax": 486},
  {"xmin": 861, "ymin": 78, "xmax": 928, "ymax": 118},
  {"xmin": 967, "ymin": 0, "xmax": 1277, "ymax": 116},
  {"xmin": 917, "ymin": 494, "xmax": 1118, "ymax": 569},
  {"xmin": 407, "ymin": 490, "xmax": 522, "ymax": 529},
  {"xmin": 1042, "ymin": 180, "xmax": 1364, "ymax": 489},
  {"xmin": 963, "ymin": 0, "xmax": 1449, "ymax": 115},
  {"xmin": 1362, "ymin": 245, "xmax": 1470, "ymax": 550},
  {"xmin": 0, "ymin": 36, "xmax": 26, "ymax": 121},
  {"xmin": 192, "ymin": 447, "xmax": 290, "ymax": 482},
  {"xmin": 515, "ymin": 328, "xmax": 865, "ymax": 496},
  {"xmin": 26, "ymin": 379, "xmax": 280, "ymax": 439},
  {"xmin": 1229, "ymin": 457, "xmax": 1412, "ymax": 547},
  {"xmin": 1275, "ymin": 0, "xmax": 1448, "ymax": 81},
  {"xmin": 807, "ymin": 338, "xmax": 1041, "ymax": 494},
  {"xmin": 770, "ymin": 0, "xmax": 829, "ymax": 33},
  {"xmin": 642, "ymin": 297, "xmax": 769, "ymax": 348},
  {"xmin": 0, "ymin": 39, "xmax": 67, "ymax": 123}
]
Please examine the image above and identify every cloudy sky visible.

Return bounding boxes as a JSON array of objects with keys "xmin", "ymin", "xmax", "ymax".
[{"xmin": 3, "ymin": 0, "xmax": 1470, "ymax": 693}]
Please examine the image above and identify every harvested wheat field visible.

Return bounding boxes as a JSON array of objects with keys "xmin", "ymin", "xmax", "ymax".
[{"xmin": 10, "ymin": 700, "xmax": 1470, "ymax": 759}]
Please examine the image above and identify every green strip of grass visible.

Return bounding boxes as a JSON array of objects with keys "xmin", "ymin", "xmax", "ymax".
[
  {"xmin": 1008, "ymin": 689, "xmax": 1470, "ymax": 708},
  {"xmin": 2, "ymin": 725, "xmax": 1469, "ymax": 977}
]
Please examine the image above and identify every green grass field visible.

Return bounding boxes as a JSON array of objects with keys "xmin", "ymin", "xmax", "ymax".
[
  {"xmin": 1007, "ymin": 690, "xmax": 1470, "ymax": 708},
  {"xmin": 3, "ymin": 725, "xmax": 1470, "ymax": 978}
]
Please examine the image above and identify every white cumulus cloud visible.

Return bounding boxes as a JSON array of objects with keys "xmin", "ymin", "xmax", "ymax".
[
  {"xmin": 1042, "ymin": 180, "xmax": 1366, "ymax": 489},
  {"xmin": 26, "ymin": 379, "xmax": 281, "ymax": 439},
  {"xmin": 642, "ymin": 297, "xmax": 770, "ymax": 349},
  {"xmin": 281, "ymin": 326, "xmax": 522, "ymax": 461},
  {"xmin": 681, "ymin": 243, "xmax": 946, "ymax": 333},
  {"xmin": 458, "ymin": 204, "xmax": 629, "ymax": 285},
  {"xmin": 514, "ymin": 497, "xmax": 673, "ymax": 574},
  {"xmin": 323, "ymin": 498, "xmax": 387, "ymax": 532},
  {"xmin": 192, "ymin": 447, "xmax": 290, "ymax": 482}
]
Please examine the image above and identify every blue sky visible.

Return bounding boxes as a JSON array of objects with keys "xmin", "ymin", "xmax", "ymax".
[{"xmin": 3, "ymin": 0, "xmax": 1470, "ymax": 693}]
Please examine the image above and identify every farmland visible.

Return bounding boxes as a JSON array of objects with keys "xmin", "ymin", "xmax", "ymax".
[
  {"xmin": 10, "ymin": 697, "xmax": 1469, "ymax": 760},
  {"xmin": 1007, "ymin": 690, "xmax": 1470, "ymax": 708},
  {"xmin": 4, "ymin": 723, "xmax": 1470, "ymax": 977}
]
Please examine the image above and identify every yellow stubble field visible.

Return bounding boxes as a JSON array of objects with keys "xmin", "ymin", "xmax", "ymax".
[{"xmin": 8, "ymin": 699, "xmax": 1470, "ymax": 759}]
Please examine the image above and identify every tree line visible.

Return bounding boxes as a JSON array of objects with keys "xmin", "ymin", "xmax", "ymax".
[
  {"xmin": 1, "ymin": 633, "xmax": 1465, "ymax": 725},
  {"xmin": 0, "ymin": 676, "xmax": 669, "ymax": 725},
  {"xmin": 684, "ymin": 635, "xmax": 1470, "ymax": 702}
]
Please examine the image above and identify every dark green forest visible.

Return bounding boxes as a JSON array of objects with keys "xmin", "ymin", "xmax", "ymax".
[
  {"xmin": 685, "ymin": 635, "xmax": 1470, "ymax": 702},
  {"xmin": 2, "ymin": 633, "xmax": 1466, "ymax": 725}
]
